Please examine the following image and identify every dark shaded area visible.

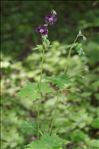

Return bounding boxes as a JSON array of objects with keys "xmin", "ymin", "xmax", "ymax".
[{"xmin": 1, "ymin": 1, "xmax": 99, "ymax": 58}]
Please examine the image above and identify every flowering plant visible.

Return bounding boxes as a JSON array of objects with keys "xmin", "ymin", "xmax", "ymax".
[{"xmin": 18, "ymin": 10, "xmax": 87, "ymax": 149}]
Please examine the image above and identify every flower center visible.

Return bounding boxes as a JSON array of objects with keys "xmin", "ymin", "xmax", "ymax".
[
  {"xmin": 40, "ymin": 29, "xmax": 44, "ymax": 33},
  {"xmin": 49, "ymin": 17, "xmax": 53, "ymax": 21}
]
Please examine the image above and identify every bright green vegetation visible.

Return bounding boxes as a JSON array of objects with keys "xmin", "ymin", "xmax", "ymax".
[{"xmin": 1, "ymin": 1, "xmax": 99, "ymax": 149}]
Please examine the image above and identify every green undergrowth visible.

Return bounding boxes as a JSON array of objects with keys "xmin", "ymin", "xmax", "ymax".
[{"xmin": 1, "ymin": 1, "xmax": 99, "ymax": 149}]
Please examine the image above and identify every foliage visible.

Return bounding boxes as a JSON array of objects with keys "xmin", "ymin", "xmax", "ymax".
[
  {"xmin": 1, "ymin": 1, "xmax": 99, "ymax": 149},
  {"xmin": 25, "ymin": 134, "xmax": 66, "ymax": 149}
]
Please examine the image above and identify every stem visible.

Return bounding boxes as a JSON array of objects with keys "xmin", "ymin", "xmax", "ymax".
[
  {"xmin": 64, "ymin": 34, "xmax": 79, "ymax": 74},
  {"xmin": 49, "ymin": 93, "xmax": 59, "ymax": 135},
  {"xmin": 40, "ymin": 47, "xmax": 45, "ymax": 84},
  {"xmin": 49, "ymin": 34, "xmax": 80, "ymax": 135},
  {"xmin": 37, "ymin": 109, "xmax": 40, "ymax": 139},
  {"xmin": 37, "ymin": 45, "xmax": 45, "ymax": 139}
]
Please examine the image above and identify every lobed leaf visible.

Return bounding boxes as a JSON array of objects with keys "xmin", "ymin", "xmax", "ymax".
[
  {"xmin": 17, "ymin": 82, "xmax": 40, "ymax": 100},
  {"xmin": 47, "ymin": 74, "xmax": 71, "ymax": 89},
  {"xmin": 18, "ymin": 82, "xmax": 53, "ymax": 100},
  {"xmin": 25, "ymin": 134, "xmax": 65, "ymax": 149}
]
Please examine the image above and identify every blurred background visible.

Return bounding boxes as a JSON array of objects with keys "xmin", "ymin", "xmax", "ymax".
[{"xmin": 1, "ymin": 1, "xmax": 99, "ymax": 149}]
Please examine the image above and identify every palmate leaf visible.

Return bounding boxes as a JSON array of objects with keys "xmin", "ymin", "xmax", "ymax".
[
  {"xmin": 18, "ymin": 82, "xmax": 40, "ymax": 100},
  {"xmin": 38, "ymin": 82, "xmax": 53, "ymax": 95},
  {"xmin": 47, "ymin": 74, "xmax": 71, "ymax": 89},
  {"xmin": 25, "ymin": 134, "xmax": 65, "ymax": 149},
  {"xmin": 18, "ymin": 82, "xmax": 53, "ymax": 100},
  {"xmin": 21, "ymin": 120, "xmax": 37, "ymax": 135}
]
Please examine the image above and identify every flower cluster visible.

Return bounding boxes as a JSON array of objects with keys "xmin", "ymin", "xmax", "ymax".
[
  {"xmin": 36, "ymin": 10, "xmax": 57, "ymax": 36},
  {"xmin": 36, "ymin": 25, "xmax": 48, "ymax": 36}
]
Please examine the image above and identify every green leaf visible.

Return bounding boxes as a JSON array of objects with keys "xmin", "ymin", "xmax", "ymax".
[
  {"xmin": 21, "ymin": 121, "xmax": 37, "ymax": 135},
  {"xmin": 89, "ymin": 139, "xmax": 99, "ymax": 148},
  {"xmin": 76, "ymin": 43, "xmax": 85, "ymax": 56},
  {"xmin": 42, "ymin": 36, "xmax": 50, "ymax": 48},
  {"xmin": 25, "ymin": 134, "xmax": 65, "ymax": 149},
  {"xmin": 48, "ymin": 74, "xmax": 71, "ymax": 89},
  {"xmin": 38, "ymin": 82, "xmax": 53, "ymax": 95},
  {"xmin": 91, "ymin": 118, "xmax": 99, "ymax": 129},
  {"xmin": 71, "ymin": 130, "xmax": 88, "ymax": 142},
  {"xmin": 33, "ymin": 45, "xmax": 43, "ymax": 50},
  {"xmin": 17, "ymin": 82, "xmax": 40, "ymax": 100},
  {"xmin": 18, "ymin": 82, "xmax": 53, "ymax": 100}
]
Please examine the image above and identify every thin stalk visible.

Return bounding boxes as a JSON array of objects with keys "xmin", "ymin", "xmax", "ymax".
[
  {"xmin": 37, "ymin": 45, "xmax": 45, "ymax": 139},
  {"xmin": 49, "ymin": 93, "xmax": 59, "ymax": 135},
  {"xmin": 64, "ymin": 34, "xmax": 79, "ymax": 74},
  {"xmin": 49, "ymin": 34, "xmax": 80, "ymax": 135},
  {"xmin": 39, "ymin": 47, "xmax": 45, "ymax": 85},
  {"xmin": 37, "ymin": 109, "xmax": 40, "ymax": 139}
]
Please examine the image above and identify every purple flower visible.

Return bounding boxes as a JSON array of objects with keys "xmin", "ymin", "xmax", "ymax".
[
  {"xmin": 36, "ymin": 25, "xmax": 48, "ymax": 36},
  {"xmin": 36, "ymin": 10, "xmax": 57, "ymax": 36},
  {"xmin": 45, "ymin": 10, "xmax": 57, "ymax": 25}
]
